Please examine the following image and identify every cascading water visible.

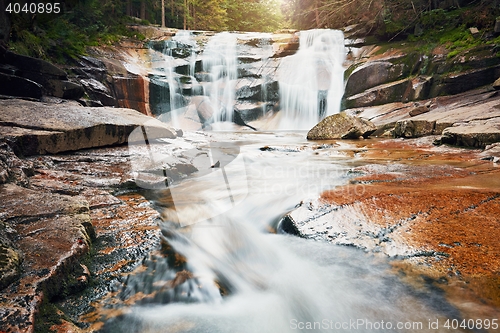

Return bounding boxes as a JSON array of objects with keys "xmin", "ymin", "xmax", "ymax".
[
  {"xmin": 100, "ymin": 131, "xmax": 482, "ymax": 333},
  {"xmin": 278, "ymin": 29, "xmax": 346, "ymax": 130},
  {"xmin": 149, "ymin": 30, "xmax": 200, "ymax": 126},
  {"xmin": 201, "ymin": 32, "xmax": 238, "ymax": 123}
]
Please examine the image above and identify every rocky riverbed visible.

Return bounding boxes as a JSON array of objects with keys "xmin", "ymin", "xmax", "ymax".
[
  {"xmin": 1, "ymin": 27, "xmax": 500, "ymax": 332},
  {"xmin": 1, "ymin": 97, "xmax": 499, "ymax": 331}
]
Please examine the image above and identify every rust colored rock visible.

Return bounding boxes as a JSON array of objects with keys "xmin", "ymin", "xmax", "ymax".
[
  {"xmin": 112, "ymin": 75, "xmax": 151, "ymax": 115},
  {"xmin": 286, "ymin": 138, "xmax": 500, "ymax": 307},
  {"xmin": 0, "ymin": 184, "xmax": 93, "ymax": 333}
]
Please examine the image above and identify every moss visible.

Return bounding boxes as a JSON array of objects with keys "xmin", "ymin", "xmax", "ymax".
[{"xmin": 34, "ymin": 301, "xmax": 62, "ymax": 333}]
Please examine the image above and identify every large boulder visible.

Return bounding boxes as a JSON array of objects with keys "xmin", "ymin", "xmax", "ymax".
[
  {"xmin": 344, "ymin": 78, "xmax": 412, "ymax": 109},
  {"xmin": 0, "ymin": 99, "xmax": 177, "ymax": 156},
  {"xmin": 0, "ymin": 72, "xmax": 43, "ymax": 99},
  {"xmin": 344, "ymin": 61, "xmax": 406, "ymax": 97},
  {"xmin": 432, "ymin": 65, "xmax": 500, "ymax": 96},
  {"xmin": 440, "ymin": 118, "xmax": 500, "ymax": 148},
  {"xmin": 0, "ymin": 48, "xmax": 85, "ymax": 99},
  {"xmin": 307, "ymin": 112, "xmax": 376, "ymax": 140}
]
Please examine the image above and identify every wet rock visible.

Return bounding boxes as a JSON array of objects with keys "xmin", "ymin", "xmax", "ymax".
[
  {"xmin": 408, "ymin": 103, "xmax": 430, "ymax": 117},
  {"xmin": 47, "ymin": 79, "xmax": 85, "ymax": 100},
  {"xmin": 0, "ymin": 183, "xmax": 94, "ymax": 333},
  {"xmin": 0, "ymin": 73, "xmax": 43, "ymax": 100},
  {"xmin": 344, "ymin": 61, "xmax": 406, "ymax": 97},
  {"xmin": 307, "ymin": 112, "xmax": 376, "ymax": 140},
  {"xmin": 271, "ymin": 33, "xmax": 299, "ymax": 58},
  {"xmin": 287, "ymin": 139, "xmax": 500, "ymax": 280},
  {"xmin": 493, "ymin": 77, "xmax": 500, "ymax": 90},
  {"xmin": 440, "ymin": 118, "xmax": 500, "ymax": 148},
  {"xmin": 0, "ymin": 220, "xmax": 22, "ymax": 290},
  {"xmin": 0, "ymin": 99, "xmax": 177, "ymax": 156},
  {"xmin": 80, "ymin": 78, "xmax": 116, "ymax": 107},
  {"xmin": 0, "ymin": 48, "xmax": 87, "ymax": 100},
  {"xmin": 480, "ymin": 143, "xmax": 500, "ymax": 162},
  {"xmin": 393, "ymin": 119, "xmax": 435, "ymax": 138},
  {"xmin": 435, "ymin": 65, "xmax": 500, "ymax": 96},
  {"xmin": 349, "ymin": 88, "xmax": 500, "ymax": 139},
  {"xmin": 2, "ymin": 49, "xmax": 66, "ymax": 78},
  {"xmin": 0, "ymin": 142, "xmax": 32, "ymax": 186},
  {"xmin": 344, "ymin": 78, "xmax": 412, "ymax": 108},
  {"xmin": 112, "ymin": 75, "xmax": 151, "ymax": 115}
]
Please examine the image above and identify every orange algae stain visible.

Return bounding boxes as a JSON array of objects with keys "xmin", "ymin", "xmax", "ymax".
[{"xmin": 321, "ymin": 139, "xmax": 500, "ymax": 307}]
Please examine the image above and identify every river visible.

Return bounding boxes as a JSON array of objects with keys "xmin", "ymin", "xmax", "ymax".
[
  {"xmin": 97, "ymin": 130, "xmax": 490, "ymax": 333},
  {"xmin": 92, "ymin": 28, "xmax": 500, "ymax": 332}
]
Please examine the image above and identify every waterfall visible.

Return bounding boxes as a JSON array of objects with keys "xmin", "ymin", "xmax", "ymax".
[
  {"xmin": 201, "ymin": 32, "xmax": 238, "ymax": 123},
  {"xmin": 147, "ymin": 29, "xmax": 345, "ymax": 131},
  {"xmin": 277, "ymin": 29, "xmax": 346, "ymax": 130}
]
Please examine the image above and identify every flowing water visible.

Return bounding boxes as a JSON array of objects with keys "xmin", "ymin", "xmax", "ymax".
[
  {"xmin": 101, "ymin": 132, "xmax": 489, "ymax": 333},
  {"xmin": 103, "ymin": 30, "xmax": 498, "ymax": 332},
  {"xmin": 278, "ymin": 29, "xmax": 345, "ymax": 130}
]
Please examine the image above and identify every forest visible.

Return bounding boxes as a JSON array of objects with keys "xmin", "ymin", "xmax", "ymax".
[{"xmin": 1, "ymin": 0, "xmax": 499, "ymax": 62}]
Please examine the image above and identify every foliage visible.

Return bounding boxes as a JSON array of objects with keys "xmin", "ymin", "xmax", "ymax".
[
  {"xmin": 226, "ymin": 0, "xmax": 283, "ymax": 32},
  {"xmin": 8, "ymin": 0, "xmax": 138, "ymax": 63}
]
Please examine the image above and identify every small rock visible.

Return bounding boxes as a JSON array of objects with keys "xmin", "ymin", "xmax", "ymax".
[
  {"xmin": 493, "ymin": 77, "xmax": 500, "ymax": 90},
  {"xmin": 469, "ymin": 27, "xmax": 479, "ymax": 36},
  {"xmin": 307, "ymin": 112, "xmax": 376, "ymax": 140},
  {"xmin": 408, "ymin": 104, "xmax": 430, "ymax": 117},
  {"xmin": 393, "ymin": 119, "xmax": 435, "ymax": 138}
]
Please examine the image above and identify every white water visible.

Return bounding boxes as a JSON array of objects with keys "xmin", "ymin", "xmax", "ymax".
[
  {"xmin": 105, "ymin": 132, "xmax": 475, "ymax": 333},
  {"xmin": 151, "ymin": 29, "xmax": 346, "ymax": 131},
  {"xmin": 278, "ymin": 29, "xmax": 346, "ymax": 130},
  {"xmin": 201, "ymin": 32, "xmax": 238, "ymax": 123}
]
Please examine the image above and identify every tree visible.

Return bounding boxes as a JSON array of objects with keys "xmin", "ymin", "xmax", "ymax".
[{"xmin": 162, "ymin": 0, "xmax": 166, "ymax": 27}]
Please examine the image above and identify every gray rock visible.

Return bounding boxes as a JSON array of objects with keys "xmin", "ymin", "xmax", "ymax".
[
  {"xmin": 3, "ymin": 50, "xmax": 66, "ymax": 78},
  {"xmin": 0, "ymin": 220, "xmax": 22, "ymax": 290},
  {"xmin": 344, "ymin": 78, "xmax": 412, "ymax": 109},
  {"xmin": 436, "ymin": 65, "xmax": 500, "ymax": 96},
  {"xmin": 495, "ymin": 16, "xmax": 500, "ymax": 34},
  {"xmin": 0, "ymin": 183, "xmax": 93, "ymax": 332},
  {"xmin": 440, "ymin": 118, "xmax": 500, "ymax": 148},
  {"xmin": 0, "ymin": 142, "xmax": 32, "ymax": 186},
  {"xmin": 0, "ymin": 99, "xmax": 177, "ymax": 156},
  {"xmin": 0, "ymin": 72, "xmax": 43, "ymax": 100},
  {"xmin": 344, "ymin": 61, "xmax": 406, "ymax": 97},
  {"xmin": 393, "ymin": 119, "xmax": 436, "ymax": 138},
  {"xmin": 307, "ymin": 112, "xmax": 376, "ymax": 140},
  {"xmin": 493, "ymin": 77, "xmax": 500, "ymax": 90},
  {"xmin": 47, "ymin": 79, "xmax": 85, "ymax": 100},
  {"xmin": 408, "ymin": 104, "xmax": 430, "ymax": 117}
]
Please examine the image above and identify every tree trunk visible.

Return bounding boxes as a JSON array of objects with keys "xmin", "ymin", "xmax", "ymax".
[
  {"xmin": 161, "ymin": 0, "xmax": 165, "ymax": 27},
  {"xmin": 314, "ymin": 0, "xmax": 320, "ymax": 27},
  {"xmin": 126, "ymin": 0, "xmax": 132, "ymax": 16},
  {"xmin": 140, "ymin": 0, "xmax": 146, "ymax": 20},
  {"xmin": 183, "ymin": 0, "xmax": 188, "ymax": 29}
]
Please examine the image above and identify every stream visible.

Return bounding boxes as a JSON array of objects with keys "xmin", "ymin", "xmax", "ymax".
[
  {"xmin": 98, "ymin": 131, "xmax": 485, "ymax": 333},
  {"xmin": 93, "ymin": 29, "xmax": 499, "ymax": 332}
]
